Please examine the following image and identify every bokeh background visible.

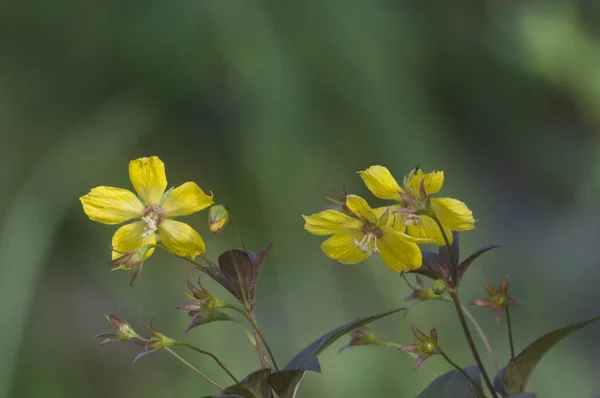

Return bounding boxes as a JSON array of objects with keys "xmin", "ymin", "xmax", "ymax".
[{"xmin": 2, "ymin": 1, "xmax": 600, "ymax": 397}]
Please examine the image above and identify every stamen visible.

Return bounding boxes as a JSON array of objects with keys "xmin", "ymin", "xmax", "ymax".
[{"xmin": 354, "ymin": 233, "xmax": 380, "ymax": 255}]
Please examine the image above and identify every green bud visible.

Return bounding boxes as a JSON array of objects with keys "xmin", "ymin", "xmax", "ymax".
[
  {"xmin": 431, "ymin": 279, "xmax": 447, "ymax": 295},
  {"xmin": 208, "ymin": 204, "xmax": 229, "ymax": 234}
]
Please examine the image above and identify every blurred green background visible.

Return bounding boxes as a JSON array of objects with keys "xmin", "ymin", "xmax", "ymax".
[{"xmin": 2, "ymin": 1, "xmax": 600, "ymax": 397}]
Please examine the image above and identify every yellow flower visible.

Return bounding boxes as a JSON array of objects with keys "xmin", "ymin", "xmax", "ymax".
[
  {"xmin": 80, "ymin": 156, "xmax": 214, "ymax": 259},
  {"xmin": 358, "ymin": 165, "xmax": 475, "ymax": 245},
  {"xmin": 303, "ymin": 195, "xmax": 422, "ymax": 272}
]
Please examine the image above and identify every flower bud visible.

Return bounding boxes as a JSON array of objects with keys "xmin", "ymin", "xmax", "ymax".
[
  {"xmin": 431, "ymin": 279, "xmax": 447, "ymax": 295},
  {"xmin": 96, "ymin": 315, "xmax": 145, "ymax": 345},
  {"xmin": 471, "ymin": 275, "xmax": 519, "ymax": 325},
  {"xmin": 208, "ymin": 204, "xmax": 229, "ymax": 234},
  {"xmin": 338, "ymin": 326, "xmax": 386, "ymax": 353},
  {"xmin": 398, "ymin": 325, "xmax": 439, "ymax": 370}
]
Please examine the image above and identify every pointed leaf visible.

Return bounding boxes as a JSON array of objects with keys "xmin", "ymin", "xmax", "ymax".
[
  {"xmin": 284, "ymin": 308, "xmax": 404, "ymax": 370},
  {"xmin": 268, "ymin": 308, "xmax": 403, "ymax": 397},
  {"xmin": 222, "ymin": 369, "xmax": 272, "ymax": 398},
  {"xmin": 457, "ymin": 245, "xmax": 500, "ymax": 282},
  {"xmin": 267, "ymin": 368, "xmax": 309, "ymax": 398},
  {"xmin": 503, "ymin": 314, "xmax": 600, "ymax": 395},
  {"xmin": 493, "ymin": 368, "xmax": 509, "ymax": 397},
  {"xmin": 443, "ymin": 365, "xmax": 483, "ymax": 398},
  {"xmin": 218, "ymin": 249, "xmax": 254, "ymax": 303},
  {"xmin": 409, "ymin": 250, "xmax": 441, "ymax": 280}
]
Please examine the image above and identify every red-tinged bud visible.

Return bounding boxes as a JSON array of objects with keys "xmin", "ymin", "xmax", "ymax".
[
  {"xmin": 399, "ymin": 325, "xmax": 439, "ymax": 370},
  {"xmin": 142, "ymin": 322, "xmax": 178, "ymax": 351},
  {"xmin": 338, "ymin": 326, "xmax": 387, "ymax": 353},
  {"xmin": 471, "ymin": 275, "xmax": 519, "ymax": 324},
  {"xmin": 405, "ymin": 276, "xmax": 447, "ymax": 302},
  {"xmin": 96, "ymin": 315, "xmax": 145, "ymax": 346}
]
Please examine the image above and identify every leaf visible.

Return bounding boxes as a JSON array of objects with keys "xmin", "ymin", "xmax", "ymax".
[
  {"xmin": 409, "ymin": 250, "xmax": 441, "ymax": 280},
  {"xmin": 267, "ymin": 308, "xmax": 404, "ymax": 397},
  {"xmin": 416, "ymin": 366, "xmax": 482, "ymax": 398},
  {"xmin": 493, "ymin": 368, "xmax": 509, "ymax": 397},
  {"xmin": 222, "ymin": 369, "xmax": 272, "ymax": 398},
  {"xmin": 267, "ymin": 368, "xmax": 309, "ymax": 398},
  {"xmin": 456, "ymin": 245, "xmax": 499, "ymax": 282},
  {"xmin": 503, "ymin": 313, "xmax": 600, "ymax": 395}
]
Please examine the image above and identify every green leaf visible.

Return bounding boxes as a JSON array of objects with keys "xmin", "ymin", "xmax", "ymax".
[
  {"xmin": 416, "ymin": 366, "xmax": 482, "ymax": 398},
  {"xmin": 503, "ymin": 313, "xmax": 600, "ymax": 395},
  {"xmin": 222, "ymin": 369, "xmax": 272, "ymax": 398},
  {"xmin": 456, "ymin": 244, "xmax": 500, "ymax": 282},
  {"xmin": 267, "ymin": 308, "xmax": 404, "ymax": 397},
  {"xmin": 493, "ymin": 368, "xmax": 509, "ymax": 397}
]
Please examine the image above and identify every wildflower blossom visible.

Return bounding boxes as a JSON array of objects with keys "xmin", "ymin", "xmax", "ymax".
[
  {"xmin": 358, "ymin": 165, "xmax": 475, "ymax": 245},
  {"xmin": 80, "ymin": 156, "xmax": 213, "ymax": 259},
  {"xmin": 303, "ymin": 194, "xmax": 422, "ymax": 272}
]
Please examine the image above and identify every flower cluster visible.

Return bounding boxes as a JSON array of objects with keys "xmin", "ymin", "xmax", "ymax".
[{"xmin": 303, "ymin": 165, "xmax": 475, "ymax": 272}]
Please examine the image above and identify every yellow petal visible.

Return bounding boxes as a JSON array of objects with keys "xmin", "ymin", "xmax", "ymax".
[
  {"xmin": 303, "ymin": 210, "xmax": 363, "ymax": 236},
  {"xmin": 162, "ymin": 182, "xmax": 214, "ymax": 217},
  {"xmin": 345, "ymin": 195, "xmax": 377, "ymax": 225},
  {"xmin": 321, "ymin": 229, "xmax": 369, "ymax": 264},
  {"xmin": 405, "ymin": 170, "xmax": 444, "ymax": 197},
  {"xmin": 431, "ymin": 197, "xmax": 475, "ymax": 231},
  {"xmin": 111, "ymin": 221, "xmax": 156, "ymax": 260},
  {"xmin": 158, "ymin": 219, "xmax": 206, "ymax": 259},
  {"xmin": 378, "ymin": 226, "xmax": 423, "ymax": 272},
  {"xmin": 406, "ymin": 215, "xmax": 452, "ymax": 245},
  {"xmin": 129, "ymin": 156, "xmax": 167, "ymax": 205},
  {"xmin": 358, "ymin": 165, "xmax": 404, "ymax": 200},
  {"xmin": 80, "ymin": 187, "xmax": 144, "ymax": 225}
]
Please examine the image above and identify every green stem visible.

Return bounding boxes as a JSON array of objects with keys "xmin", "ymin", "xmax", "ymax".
[
  {"xmin": 177, "ymin": 342, "xmax": 238, "ymax": 383},
  {"xmin": 438, "ymin": 347, "xmax": 486, "ymax": 397},
  {"xmin": 460, "ymin": 303, "xmax": 500, "ymax": 373},
  {"xmin": 450, "ymin": 292, "xmax": 496, "ymax": 397},
  {"xmin": 164, "ymin": 347, "xmax": 223, "ymax": 391},
  {"xmin": 226, "ymin": 206, "xmax": 248, "ymax": 254},
  {"xmin": 227, "ymin": 305, "xmax": 279, "ymax": 371},
  {"xmin": 506, "ymin": 306, "xmax": 516, "ymax": 359},
  {"xmin": 433, "ymin": 218, "xmax": 497, "ymax": 396}
]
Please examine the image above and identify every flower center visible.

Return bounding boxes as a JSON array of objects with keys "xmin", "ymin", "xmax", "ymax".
[
  {"xmin": 420, "ymin": 341, "xmax": 436, "ymax": 355},
  {"xmin": 354, "ymin": 227, "xmax": 383, "ymax": 255},
  {"xmin": 142, "ymin": 205, "xmax": 164, "ymax": 237}
]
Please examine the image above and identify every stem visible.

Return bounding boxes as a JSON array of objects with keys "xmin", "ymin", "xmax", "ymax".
[
  {"xmin": 432, "ymin": 216, "xmax": 457, "ymax": 282},
  {"xmin": 248, "ymin": 309, "xmax": 279, "ymax": 370},
  {"xmin": 178, "ymin": 342, "xmax": 238, "ymax": 383},
  {"xmin": 226, "ymin": 207, "xmax": 248, "ymax": 254},
  {"xmin": 506, "ymin": 306, "xmax": 516, "ymax": 359},
  {"xmin": 460, "ymin": 303, "xmax": 500, "ymax": 373},
  {"xmin": 450, "ymin": 292, "xmax": 496, "ymax": 397},
  {"xmin": 433, "ymin": 218, "xmax": 497, "ymax": 396},
  {"xmin": 228, "ymin": 305, "xmax": 279, "ymax": 371},
  {"xmin": 164, "ymin": 347, "xmax": 223, "ymax": 391},
  {"xmin": 438, "ymin": 347, "xmax": 486, "ymax": 397}
]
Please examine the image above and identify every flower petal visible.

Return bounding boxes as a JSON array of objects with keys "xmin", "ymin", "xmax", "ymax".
[
  {"xmin": 80, "ymin": 187, "xmax": 144, "ymax": 225},
  {"xmin": 158, "ymin": 219, "xmax": 206, "ymax": 258},
  {"xmin": 303, "ymin": 210, "xmax": 362, "ymax": 236},
  {"xmin": 321, "ymin": 229, "xmax": 369, "ymax": 264},
  {"xmin": 161, "ymin": 182, "xmax": 214, "ymax": 217},
  {"xmin": 374, "ymin": 205, "xmax": 405, "ymax": 232},
  {"xmin": 405, "ymin": 170, "xmax": 444, "ymax": 197},
  {"xmin": 378, "ymin": 226, "xmax": 422, "ymax": 272},
  {"xmin": 345, "ymin": 195, "xmax": 377, "ymax": 225},
  {"xmin": 358, "ymin": 165, "xmax": 404, "ymax": 200},
  {"xmin": 406, "ymin": 216, "xmax": 452, "ymax": 245},
  {"xmin": 129, "ymin": 156, "xmax": 167, "ymax": 205},
  {"xmin": 111, "ymin": 221, "xmax": 156, "ymax": 260},
  {"xmin": 430, "ymin": 197, "xmax": 475, "ymax": 231}
]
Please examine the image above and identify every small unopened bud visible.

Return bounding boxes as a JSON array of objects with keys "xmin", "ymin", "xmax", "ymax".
[
  {"xmin": 143, "ymin": 323, "xmax": 178, "ymax": 350},
  {"xmin": 398, "ymin": 325, "xmax": 439, "ymax": 370},
  {"xmin": 471, "ymin": 275, "xmax": 519, "ymax": 324},
  {"xmin": 208, "ymin": 204, "xmax": 229, "ymax": 234},
  {"xmin": 96, "ymin": 315, "xmax": 145, "ymax": 345},
  {"xmin": 339, "ymin": 326, "xmax": 387, "ymax": 353},
  {"xmin": 431, "ymin": 279, "xmax": 447, "ymax": 295}
]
